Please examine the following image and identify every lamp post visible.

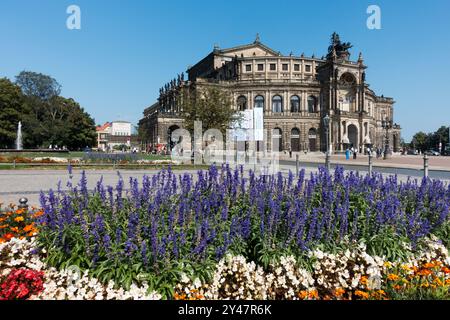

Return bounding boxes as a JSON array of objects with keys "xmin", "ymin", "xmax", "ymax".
[
  {"xmin": 381, "ymin": 117, "xmax": 392, "ymax": 160},
  {"xmin": 167, "ymin": 128, "xmax": 171, "ymax": 155},
  {"xmin": 323, "ymin": 114, "xmax": 331, "ymax": 171}
]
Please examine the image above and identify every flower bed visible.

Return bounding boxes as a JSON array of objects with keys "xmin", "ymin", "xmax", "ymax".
[{"xmin": 1, "ymin": 165, "xmax": 449, "ymax": 300}]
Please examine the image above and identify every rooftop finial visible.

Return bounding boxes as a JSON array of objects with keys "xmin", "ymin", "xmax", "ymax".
[
  {"xmin": 213, "ymin": 43, "xmax": 220, "ymax": 51},
  {"xmin": 358, "ymin": 52, "xmax": 364, "ymax": 63},
  {"xmin": 255, "ymin": 33, "xmax": 261, "ymax": 43}
]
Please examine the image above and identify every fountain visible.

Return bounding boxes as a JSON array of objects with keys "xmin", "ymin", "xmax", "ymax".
[
  {"xmin": 16, "ymin": 121, "xmax": 23, "ymax": 150},
  {"xmin": 0, "ymin": 121, "xmax": 68, "ymax": 153}
]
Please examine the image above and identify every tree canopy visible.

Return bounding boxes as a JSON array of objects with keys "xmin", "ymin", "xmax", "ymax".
[
  {"xmin": 0, "ymin": 71, "xmax": 96, "ymax": 150},
  {"xmin": 180, "ymin": 86, "xmax": 241, "ymax": 134},
  {"xmin": 0, "ymin": 78, "xmax": 26, "ymax": 148},
  {"xmin": 410, "ymin": 126, "xmax": 450, "ymax": 153}
]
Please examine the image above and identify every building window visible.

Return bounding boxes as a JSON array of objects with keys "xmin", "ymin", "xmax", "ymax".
[
  {"xmin": 270, "ymin": 63, "xmax": 276, "ymax": 71},
  {"xmin": 290, "ymin": 95, "xmax": 300, "ymax": 113},
  {"xmin": 246, "ymin": 64, "xmax": 252, "ymax": 72},
  {"xmin": 282, "ymin": 64, "xmax": 289, "ymax": 71},
  {"xmin": 305, "ymin": 65, "xmax": 312, "ymax": 73},
  {"xmin": 254, "ymin": 95, "xmax": 264, "ymax": 109},
  {"xmin": 308, "ymin": 96, "xmax": 317, "ymax": 113},
  {"xmin": 257, "ymin": 64, "xmax": 264, "ymax": 71},
  {"xmin": 294, "ymin": 64, "xmax": 300, "ymax": 71},
  {"xmin": 237, "ymin": 96, "xmax": 248, "ymax": 111},
  {"xmin": 272, "ymin": 95, "xmax": 283, "ymax": 113}
]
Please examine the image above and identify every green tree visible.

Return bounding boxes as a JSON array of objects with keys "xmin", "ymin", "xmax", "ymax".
[
  {"xmin": 0, "ymin": 78, "xmax": 26, "ymax": 148},
  {"xmin": 15, "ymin": 71, "xmax": 61, "ymax": 101},
  {"xmin": 430, "ymin": 126, "xmax": 449, "ymax": 152},
  {"xmin": 410, "ymin": 131, "xmax": 428, "ymax": 152},
  {"xmin": 180, "ymin": 86, "xmax": 241, "ymax": 134},
  {"xmin": 14, "ymin": 71, "xmax": 96, "ymax": 149}
]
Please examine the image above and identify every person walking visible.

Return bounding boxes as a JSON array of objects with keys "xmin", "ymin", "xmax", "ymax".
[
  {"xmin": 353, "ymin": 146, "xmax": 357, "ymax": 160},
  {"xmin": 345, "ymin": 147, "xmax": 350, "ymax": 160}
]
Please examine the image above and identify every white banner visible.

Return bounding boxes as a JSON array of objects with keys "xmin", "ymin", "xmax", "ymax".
[{"xmin": 230, "ymin": 109, "xmax": 264, "ymax": 142}]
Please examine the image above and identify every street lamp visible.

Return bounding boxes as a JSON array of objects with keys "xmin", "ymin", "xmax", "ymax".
[
  {"xmin": 323, "ymin": 114, "xmax": 331, "ymax": 171},
  {"xmin": 167, "ymin": 128, "xmax": 171, "ymax": 154},
  {"xmin": 381, "ymin": 117, "xmax": 392, "ymax": 160}
]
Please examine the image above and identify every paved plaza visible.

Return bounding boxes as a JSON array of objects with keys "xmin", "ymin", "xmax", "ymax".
[{"xmin": 1, "ymin": 153, "xmax": 449, "ymax": 207}]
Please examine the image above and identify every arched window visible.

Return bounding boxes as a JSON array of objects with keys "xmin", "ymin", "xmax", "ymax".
[
  {"xmin": 254, "ymin": 95, "xmax": 264, "ymax": 109},
  {"xmin": 272, "ymin": 95, "xmax": 283, "ymax": 113},
  {"xmin": 308, "ymin": 96, "xmax": 317, "ymax": 113},
  {"xmin": 237, "ymin": 96, "xmax": 247, "ymax": 111},
  {"xmin": 290, "ymin": 95, "xmax": 300, "ymax": 113},
  {"xmin": 272, "ymin": 128, "xmax": 283, "ymax": 152}
]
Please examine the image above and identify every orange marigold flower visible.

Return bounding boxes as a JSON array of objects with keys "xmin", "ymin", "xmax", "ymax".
[
  {"xmin": 441, "ymin": 267, "xmax": 450, "ymax": 274},
  {"xmin": 33, "ymin": 211, "xmax": 44, "ymax": 218},
  {"xmin": 10, "ymin": 227, "xmax": 19, "ymax": 233},
  {"xmin": 417, "ymin": 269, "xmax": 433, "ymax": 276},
  {"xmin": 298, "ymin": 290, "xmax": 308, "ymax": 300},
  {"xmin": 393, "ymin": 285, "xmax": 402, "ymax": 291},
  {"xmin": 23, "ymin": 224, "xmax": 34, "ymax": 232},
  {"xmin": 354, "ymin": 290, "xmax": 369, "ymax": 299},
  {"xmin": 376, "ymin": 290, "xmax": 386, "ymax": 296},
  {"xmin": 0, "ymin": 225, "xmax": 8, "ymax": 229},
  {"xmin": 0, "ymin": 238, "xmax": 5, "ymax": 244},
  {"xmin": 445, "ymin": 279, "xmax": 450, "ymax": 285},
  {"xmin": 335, "ymin": 288, "xmax": 346, "ymax": 297},
  {"xmin": 308, "ymin": 290, "xmax": 319, "ymax": 300},
  {"xmin": 14, "ymin": 216, "xmax": 24, "ymax": 222},
  {"xmin": 423, "ymin": 262, "xmax": 436, "ymax": 269},
  {"xmin": 387, "ymin": 274, "xmax": 400, "ymax": 281},
  {"xmin": 360, "ymin": 276, "xmax": 368, "ymax": 286}
]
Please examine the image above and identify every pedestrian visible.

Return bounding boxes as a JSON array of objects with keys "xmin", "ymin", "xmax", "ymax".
[
  {"xmin": 353, "ymin": 146, "xmax": 357, "ymax": 160},
  {"xmin": 345, "ymin": 148, "xmax": 350, "ymax": 160}
]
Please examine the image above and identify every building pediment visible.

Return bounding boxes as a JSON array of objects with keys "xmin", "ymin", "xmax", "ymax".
[{"xmin": 219, "ymin": 42, "xmax": 280, "ymax": 58}]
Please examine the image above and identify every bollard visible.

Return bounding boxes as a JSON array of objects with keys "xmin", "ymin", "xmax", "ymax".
[
  {"xmin": 368, "ymin": 153, "xmax": 373, "ymax": 176},
  {"xmin": 13, "ymin": 159, "xmax": 16, "ymax": 169},
  {"xmin": 18, "ymin": 197, "xmax": 29, "ymax": 211},
  {"xmin": 423, "ymin": 154, "xmax": 429, "ymax": 178},
  {"xmin": 296, "ymin": 154, "xmax": 299, "ymax": 177}
]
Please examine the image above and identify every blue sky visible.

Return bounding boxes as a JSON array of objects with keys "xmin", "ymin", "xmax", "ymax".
[{"xmin": 1, "ymin": 0, "xmax": 449, "ymax": 140}]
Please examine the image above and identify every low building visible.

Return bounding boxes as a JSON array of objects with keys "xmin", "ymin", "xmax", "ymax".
[{"xmin": 96, "ymin": 121, "xmax": 135, "ymax": 151}]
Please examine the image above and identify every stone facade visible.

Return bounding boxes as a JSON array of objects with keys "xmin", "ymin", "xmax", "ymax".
[{"xmin": 139, "ymin": 34, "xmax": 401, "ymax": 153}]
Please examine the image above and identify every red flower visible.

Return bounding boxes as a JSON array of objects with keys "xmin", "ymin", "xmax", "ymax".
[{"xmin": 0, "ymin": 269, "xmax": 44, "ymax": 300}]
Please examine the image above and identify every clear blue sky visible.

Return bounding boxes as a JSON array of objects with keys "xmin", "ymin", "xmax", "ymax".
[{"xmin": 1, "ymin": 0, "xmax": 449, "ymax": 140}]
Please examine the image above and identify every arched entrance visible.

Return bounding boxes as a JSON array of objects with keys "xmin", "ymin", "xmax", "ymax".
[
  {"xmin": 348, "ymin": 124, "xmax": 358, "ymax": 150},
  {"xmin": 272, "ymin": 128, "xmax": 283, "ymax": 152},
  {"xmin": 168, "ymin": 125, "xmax": 180, "ymax": 150},
  {"xmin": 308, "ymin": 128, "xmax": 317, "ymax": 152},
  {"xmin": 291, "ymin": 128, "xmax": 300, "ymax": 152}
]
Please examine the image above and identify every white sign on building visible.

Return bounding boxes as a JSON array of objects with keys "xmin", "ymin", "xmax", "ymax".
[{"xmin": 230, "ymin": 109, "xmax": 264, "ymax": 142}]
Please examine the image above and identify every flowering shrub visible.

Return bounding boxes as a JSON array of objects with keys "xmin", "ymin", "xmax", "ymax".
[
  {"xmin": 174, "ymin": 254, "xmax": 314, "ymax": 300},
  {"xmin": 173, "ymin": 239, "xmax": 450, "ymax": 300},
  {"xmin": 0, "ymin": 206, "xmax": 41, "ymax": 243},
  {"xmin": 34, "ymin": 165, "xmax": 449, "ymax": 299},
  {"xmin": 0, "ymin": 237, "xmax": 161, "ymax": 300},
  {"xmin": 0, "ymin": 268, "xmax": 44, "ymax": 300}
]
